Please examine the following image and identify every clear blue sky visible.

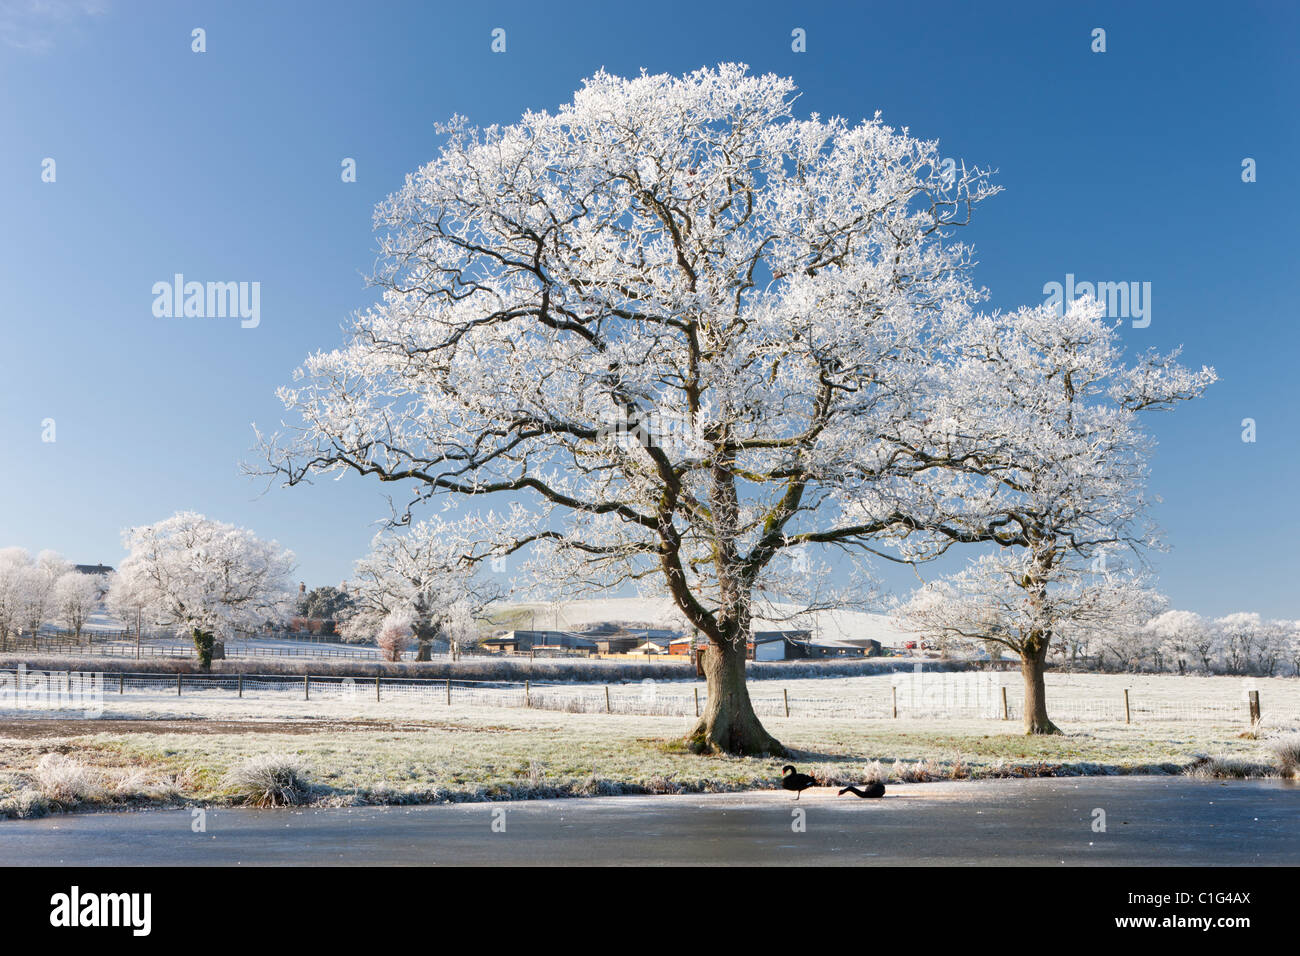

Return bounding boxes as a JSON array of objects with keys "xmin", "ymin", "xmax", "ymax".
[{"xmin": 1, "ymin": 0, "xmax": 1295, "ymax": 618}]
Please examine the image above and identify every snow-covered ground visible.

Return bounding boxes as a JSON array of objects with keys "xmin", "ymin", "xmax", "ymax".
[{"xmin": 4, "ymin": 669, "xmax": 1296, "ymax": 728}]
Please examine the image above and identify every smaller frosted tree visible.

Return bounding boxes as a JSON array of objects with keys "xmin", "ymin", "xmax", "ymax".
[
  {"xmin": 52, "ymin": 572, "xmax": 101, "ymax": 644},
  {"xmin": 345, "ymin": 517, "xmax": 501, "ymax": 661},
  {"xmin": 14, "ymin": 551, "xmax": 72, "ymax": 637},
  {"xmin": 114, "ymin": 512, "xmax": 295, "ymax": 669},
  {"xmin": 105, "ymin": 567, "xmax": 152, "ymax": 641},
  {"xmin": 375, "ymin": 610, "xmax": 412, "ymax": 662},
  {"xmin": 0, "ymin": 548, "xmax": 35, "ymax": 649},
  {"xmin": 896, "ymin": 296, "xmax": 1213, "ymax": 732},
  {"xmin": 1144, "ymin": 610, "xmax": 1205, "ymax": 675},
  {"xmin": 1254, "ymin": 620, "xmax": 1289, "ymax": 677},
  {"xmin": 1287, "ymin": 623, "xmax": 1300, "ymax": 677},
  {"xmin": 296, "ymin": 586, "xmax": 354, "ymax": 625},
  {"xmin": 441, "ymin": 599, "xmax": 484, "ymax": 661},
  {"xmin": 896, "ymin": 554, "xmax": 1160, "ymax": 732},
  {"xmin": 1214, "ymin": 612, "xmax": 1288, "ymax": 677}
]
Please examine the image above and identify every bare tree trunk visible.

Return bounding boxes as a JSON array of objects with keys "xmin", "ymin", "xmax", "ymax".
[
  {"xmin": 679, "ymin": 459, "xmax": 787, "ymax": 757},
  {"xmin": 1020, "ymin": 637, "xmax": 1060, "ymax": 735},
  {"xmin": 688, "ymin": 635, "xmax": 786, "ymax": 756}
]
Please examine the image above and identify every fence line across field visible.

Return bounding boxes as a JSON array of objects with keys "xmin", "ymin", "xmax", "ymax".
[
  {"xmin": 1, "ymin": 668, "xmax": 1291, "ymax": 726},
  {"xmin": 3, "ymin": 636, "xmax": 654, "ymax": 663}
]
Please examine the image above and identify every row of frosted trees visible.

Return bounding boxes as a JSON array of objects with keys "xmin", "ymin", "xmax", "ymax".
[
  {"xmin": 0, "ymin": 549, "xmax": 102, "ymax": 649},
  {"xmin": 0, "ymin": 512, "xmax": 494, "ymax": 668},
  {"xmin": 917, "ymin": 606, "xmax": 1300, "ymax": 677}
]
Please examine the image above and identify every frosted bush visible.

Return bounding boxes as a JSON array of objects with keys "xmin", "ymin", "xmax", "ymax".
[
  {"xmin": 35, "ymin": 754, "xmax": 105, "ymax": 803},
  {"xmin": 222, "ymin": 755, "xmax": 310, "ymax": 807},
  {"xmin": 1267, "ymin": 734, "xmax": 1300, "ymax": 776}
]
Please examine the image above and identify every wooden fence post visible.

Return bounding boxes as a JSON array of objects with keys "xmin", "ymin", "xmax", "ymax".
[
  {"xmin": 304, "ymin": 675, "xmax": 310, "ymax": 701},
  {"xmin": 604, "ymin": 685, "xmax": 611, "ymax": 713},
  {"xmin": 119, "ymin": 673, "xmax": 125, "ymax": 695},
  {"xmin": 238, "ymin": 674, "xmax": 243, "ymax": 698},
  {"xmin": 525, "ymin": 680, "xmax": 531, "ymax": 707},
  {"xmin": 177, "ymin": 673, "xmax": 182, "ymax": 696},
  {"xmin": 375, "ymin": 674, "xmax": 381, "ymax": 702},
  {"xmin": 694, "ymin": 686, "xmax": 700, "ymax": 717},
  {"xmin": 1124, "ymin": 688, "xmax": 1131, "ymax": 725},
  {"xmin": 1248, "ymin": 690, "xmax": 1261, "ymax": 724},
  {"xmin": 446, "ymin": 678, "xmax": 451, "ymax": 705},
  {"xmin": 783, "ymin": 688, "xmax": 790, "ymax": 718},
  {"xmin": 891, "ymin": 685, "xmax": 898, "ymax": 719},
  {"xmin": 1001, "ymin": 685, "xmax": 1009, "ymax": 721}
]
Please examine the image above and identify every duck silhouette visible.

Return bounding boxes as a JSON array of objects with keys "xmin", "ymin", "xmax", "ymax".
[
  {"xmin": 781, "ymin": 765, "xmax": 817, "ymax": 800},
  {"xmin": 838, "ymin": 781, "xmax": 886, "ymax": 799}
]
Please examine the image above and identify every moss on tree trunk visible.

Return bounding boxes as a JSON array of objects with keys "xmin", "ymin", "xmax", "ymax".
[{"xmin": 191, "ymin": 628, "xmax": 216, "ymax": 671}]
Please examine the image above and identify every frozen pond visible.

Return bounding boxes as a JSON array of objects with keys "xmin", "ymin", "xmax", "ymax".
[{"xmin": 1, "ymin": 777, "xmax": 1296, "ymax": 866}]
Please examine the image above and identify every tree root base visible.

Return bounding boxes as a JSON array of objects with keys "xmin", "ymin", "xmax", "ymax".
[
  {"xmin": 685, "ymin": 724, "xmax": 788, "ymax": 758},
  {"xmin": 1024, "ymin": 721, "xmax": 1063, "ymax": 736}
]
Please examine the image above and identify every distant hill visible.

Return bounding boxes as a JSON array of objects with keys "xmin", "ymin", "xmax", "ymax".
[{"xmin": 484, "ymin": 596, "xmax": 910, "ymax": 647}]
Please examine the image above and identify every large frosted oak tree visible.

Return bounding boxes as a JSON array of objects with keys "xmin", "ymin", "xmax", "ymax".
[{"xmin": 259, "ymin": 64, "xmax": 1013, "ymax": 755}]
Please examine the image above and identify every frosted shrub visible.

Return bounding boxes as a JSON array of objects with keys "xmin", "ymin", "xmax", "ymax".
[
  {"xmin": 376, "ymin": 610, "xmax": 412, "ymax": 663},
  {"xmin": 1185, "ymin": 755, "xmax": 1273, "ymax": 779},
  {"xmin": 222, "ymin": 755, "xmax": 310, "ymax": 807},
  {"xmin": 35, "ymin": 753, "xmax": 105, "ymax": 803},
  {"xmin": 860, "ymin": 759, "xmax": 890, "ymax": 784},
  {"xmin": 1268, "ymin": 734, "xmax": 1300, "ymax": 777}
]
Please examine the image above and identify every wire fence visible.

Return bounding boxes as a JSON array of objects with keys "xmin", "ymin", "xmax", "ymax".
[
  {"xmin": 2, "ymin": 667, "xmax": 1295, "ymax": 726},
  {"xmin": 6, "ymin": 635, "xmax": 641, "ymax": 663}
]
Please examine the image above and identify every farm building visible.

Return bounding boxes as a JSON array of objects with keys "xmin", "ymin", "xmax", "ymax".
[
  {"xmin": 481, "ymin": 630, "xmax": 598, "ymax": 654},
  {"xmin": 581, "ymin": 626, "xmax": 683, "ymax": 654},
  {"xmin": 795, "ymin": 637, "xmax": 882, "ymax": 658},
  {"xmin": 671, "ymin": 630, "xmax": 879, "ymax": 661},
  {"xmin": 677, "ymin": 631, "xmax": 813, "ymax": 661},
  {"xmin": 579, "ymin": 623, "xmax": 634, "ymax": 654},
  {"xmin": 631, "ymin": 639, "xmax": 671, "ymax": 654},
  {"xmin": 668, "ymin": 634, "xmax": 702, "ymax": 655},
  {"xmin": 750, "ymin": 630, "xmax": 813, "ymax": 661}
]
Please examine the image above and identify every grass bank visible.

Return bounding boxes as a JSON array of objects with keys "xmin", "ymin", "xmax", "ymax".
[{"xmin": 1, "ymin": 709, "xmax": 1295, "ymax": 819}]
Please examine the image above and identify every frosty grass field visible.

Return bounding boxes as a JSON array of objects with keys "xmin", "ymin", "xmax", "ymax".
[{"xmin": 1, "ymin": 670, "xmax": 1297, "ymax": 818}]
